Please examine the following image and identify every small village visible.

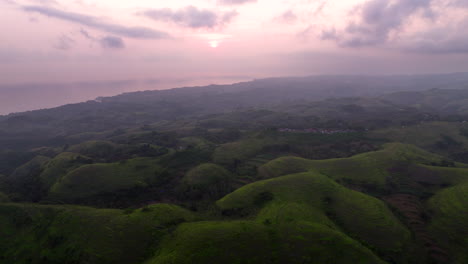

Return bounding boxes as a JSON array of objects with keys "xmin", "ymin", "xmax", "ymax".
[{"xmin": 278, "ymin": 128, "xmax": 355, "ymax": 134}]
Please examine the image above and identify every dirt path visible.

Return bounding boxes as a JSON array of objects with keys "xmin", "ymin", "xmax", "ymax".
[{"xmin": 385, "ymin": 194, "xmax": 449, "ymax": 264}]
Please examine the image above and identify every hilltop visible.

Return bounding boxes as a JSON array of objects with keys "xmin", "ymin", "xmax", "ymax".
[{"xmin": 0, "ymin": 74, "xmax": 468, "ymax": 263}]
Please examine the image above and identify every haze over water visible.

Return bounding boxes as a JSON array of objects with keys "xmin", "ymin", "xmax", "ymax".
[{"xmin": 2, "ymin": 0, "xmax": 468, "ymax": 114}]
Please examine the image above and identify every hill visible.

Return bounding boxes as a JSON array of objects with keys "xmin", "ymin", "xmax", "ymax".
[
  {"xmin": 1, "ymin": 75, "xmax": 468, "ymax": 263},
  {"xmin": 0, "ymin": 203, "xmax": 196, "ymax": 264}
]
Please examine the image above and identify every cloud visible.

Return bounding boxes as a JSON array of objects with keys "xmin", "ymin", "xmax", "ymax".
[
  {"xmin": 318, "ymin": 0, "xmax": 468, "ymax": 54},
  {"xmin": 326, "ymin": 0, "xmax": 433, "ymax": 47},
  {"xmin": 79, "ymin": 28, "xmax": 94, "ymax": 40},
  {"xmin": 402, "ymin": 18, "xmax": 468, "ymax": 53},
  {"xmin": 275, "ymin": 10, "xmax": 297, "ymax": 24},
  {"xmin": 79, "ymin": 29, "xmax": 125, "ymax": 49},
  {"xmin": 100, "ymin": 36, "xmax": 125, "ymax": 49},
  {"xmin": 139, "ymin": 6, "xmax": 238, "ymax": 29},
  {"xmin": 23, "ymin": 5, "xmax": 171, "ymax": 39},
  {"xmin": 218, "ymin": 0, "xmax": 256, "ymax": 5},
  {"xmin": 54, "ymin": 34, "xmax": 75, "ymax": 50},
  {"xmin": 450, "ymin": 0, "xmax": 468, "ymax": 8}
]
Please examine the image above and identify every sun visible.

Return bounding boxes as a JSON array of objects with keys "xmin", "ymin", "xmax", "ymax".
[{"xmin": 209, "ymin": 40, "xmax": 219, "ymax": 48}]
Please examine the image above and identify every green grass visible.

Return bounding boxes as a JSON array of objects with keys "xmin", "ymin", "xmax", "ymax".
[
  {"xmin": 417, "ymin": 165, "xmax": 468, "ymax": 185},
  {"xmin": 369, "ymin": 122, "xmax": 468, "ymax": 160},
  {"xmin": 179, "ymin": 137, "xmax": 214, "ymax": 150},
  {"xmin": 48, "ymin": 157, "xmax": 164, "ymax": 201},
  {"xmin": 183, "ymin": 163, "xmax": 232, "ymax": 187},
  {"xmin": 180, "ymin": 163, "xmax": 234, "ymax": 201},
  {"xmin": 68, "ymin": 140, "xmax": 120, "ymax": 159},
  {"xmin": 213, "ymin": 138, "xmax": 273, "ymax": 166},
  {"xmin": 0, "ymin": 192, "xmax": 9, "ymax": 202},
  {"xmin": 0, "ymin": 203, "xmax": 196, "ymax": 264},
  {"xmin": 146, "ymin": 220, "xmax": 386, "ymax": 264},
  {"xmin": 428, "ymin": 183, "xmax": 468, "ymax": 264},
  {"xmin": 39, "ymin": 152, "xmax": 92, "ymax": 189},
  {"xmin": 218, "ymin": 172, "xmax": 411, "ymax": 262},
  {"xmin": 10, "ymin": 156, "xmax": 51, "ymax": 180},
  {"xmin": 259, "ymin": 143, "xmax": 456, "ymax": 191},
  {"xmin": 258, "ymin": 156, "xmax": 314, "ymax": 179},
  {"xmin": 370, "ymin": 122, "xmax": 468, "ymax": 147}
]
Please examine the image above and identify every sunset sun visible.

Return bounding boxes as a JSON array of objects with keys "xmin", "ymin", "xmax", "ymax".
[{"xmin": 209, "ymin": 40, "xmax": 219, "ymax": 48}]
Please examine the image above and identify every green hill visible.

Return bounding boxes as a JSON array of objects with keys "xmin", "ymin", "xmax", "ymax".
[
  {"xmin": 147, "ymin": 219, "xmax": 386, "ymax": 264},
  {"xmin": 68, "ymin": 140, "xmax": 120, "ymax": 160},
  {"xmin": 217, "ymin": 172, "xmax": 411, "ymax": 263},
  {"xmin": 39, "ymin": 152, "xmax": 93, "ymax": 189},
  {"xmin": 428, "ymin": 183, "xmax": 468, "ymax": 263},
  {"xmin": 48, "ymin": 157, "xmax": 165, "ymax": 202},
  {"xmin": 180, "ymin": 163, "xmax": 234, "ymax": 200},
  {"xmin": 6, "ymin": 156, "xmax": 51, "ymax": 201},
  {"xmin": 259, "ymin": 143, "xmax": 465, "ymax": 195},
  {"xmin": 0, "ymin": 192, "xmax": 9, "ymax": 202},
  {"xmin": 370, "ymin": 122, "xmax": 468, "ymax": 163},
  {"xmin": 1, "ymin": 76, "xmax": 468, "ymax": 264},
  {"xmin": 0, "ymin": 203, "xmax": 195, "ymax": 264}
]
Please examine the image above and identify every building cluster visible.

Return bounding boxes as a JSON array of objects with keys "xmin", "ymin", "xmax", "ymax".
[{"xmin": 278, "ymin": 128, "xmax": 355, "ymax": 134}]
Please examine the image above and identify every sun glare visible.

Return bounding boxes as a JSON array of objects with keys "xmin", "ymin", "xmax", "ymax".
[{"xmin": 209, "ymin": 40, "xmax": 219, "ymax": 48}]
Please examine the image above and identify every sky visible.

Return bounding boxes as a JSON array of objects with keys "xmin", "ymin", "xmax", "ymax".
[{"xmin": 1, "ymin": 0, "xmax": 468, "ymax": 113}]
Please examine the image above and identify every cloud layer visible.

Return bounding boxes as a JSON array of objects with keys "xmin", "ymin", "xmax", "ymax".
[
  {"xmin": 79, "ymin": 29, "xmax": 125, "ymax": 49},
  {"xmin": 218, "ymin": 0, "xmax": 257, "ymax": 6},
  {"xmin": 319, "ymin": 0, "xmax": 468, "ymax": 53},
  {"xmin": 23, "ymin": 5, "xmax": 170, "ymax": 39},
  {"xmin": 322, "ymin": 0, "xmax": 432, "ymax": 47},
  {"xmin": 100, "ymin": 36, "xmax": 125, "ymax": 49},
  {"xmin": 139, "ymin": 6, "xmax": 238, "ymax": 29}
]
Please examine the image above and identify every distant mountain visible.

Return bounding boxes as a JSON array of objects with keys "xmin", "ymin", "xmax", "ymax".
[{"xmin": 1, "ymin": 73, "xmax": 468, "ymax": 151}]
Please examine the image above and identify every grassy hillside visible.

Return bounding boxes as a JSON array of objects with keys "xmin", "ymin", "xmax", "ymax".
[
  {"xmin": 48, "ymin": 157, "xmax": 165, "ymax": 202},
  {"xmin": 0, "ymin": 203, "xmax": 195, "ymax": 264},
  {"xmin": 68, "ymin": 141, "xmax": 120, "ymax": 160},
  {"xmin": 39, "ymin": 152, "xmax": 92, "ymax": 189},
  {"xmin": 217, "ymin": 172, "xmax": 411, "ymax": 263},
  {"xmin": 147, "ymin": 219, "xmax": 386, "ymax": 264},
  {"xmin": 428, "ymin": 183, "xmax": 468, "ymax": 264},
  {"xmin": 0, "ymin": 192, "xmax": 9, "ymax": 202},
  {"xmin": 370, "ymin": 122, "xmax": 468, "ymax": 163},
  {"xmin": 1, "ymin": 78, "xmax": 468, "ymax": 264},
  {"xmin": 213, "ymin": 138, "xmax": 273, "ymax": 167},
  {"xmin": 6, "ymin": 156, "xmax": 51, "ymax": 201},
  {"xmin": 180, "ymin": 163, "xmax": 234, "ymax": 201},
  {"xmin": 259, "ymin": 143, "xmax": 464, "ymax": 194}
]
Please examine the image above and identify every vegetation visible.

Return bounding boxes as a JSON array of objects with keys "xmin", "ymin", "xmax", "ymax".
[
  {"xmin": 0, "ymin": 203, "xmax": 195, "ymax": 264},
  {"xmin": 0, "ymin": 192, "xmax": 9, "ymax": 202},
  {"xmin": 1, "ymin": 76, "xmax": 468, "ymax": 263},
  {"xmin": 428, "ymin": 183, "xmax": 468, "ymax": 263},
  {"xmin": 179, "ymin": 163, "xmax": 234, "ymax": 201},
  {"xmin": 48, "ymin": 157, "xmax": 165, "ymax": 203}
]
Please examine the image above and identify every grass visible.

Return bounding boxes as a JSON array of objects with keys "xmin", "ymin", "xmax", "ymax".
[
  {"xmin": 179, "ymin": 137, "xmax": 214, "ymax": 150},
  {"xmin": 10, "ymin": 156, "xmax": 51, "ymax": 180},
  {"xmin": 370, "ymin": 122, "xmax": 468, "ymax": 148},
  {"xmin": 416, "ymin": 165, "xmax": 468, "ymax": 185},
  {"xmin": 146, "ymin": 220, "xmax": 386, "ymax": 264},
  {"xmin": 259, "ymin": 143, "xmax": 457, "ymax": 192},
  {"xmin": 0, "ymin": 203, "xmax": 195, "ymax": 264},
  {"xmin": 183, "ymin": 163, "xmax": 232, "ymax": 187},
  {"xmin": 369, "ymin": 122, "xmax": 468, "ymax": 160},
  {"xmin": 68, "ymin": 140, "xmax": 120, "ymax": 159},
  {"xmin": 39, "ymin": 152, "xmax": 92, "ymax": 188},
  {"xmin": 212, "ymin": 138, "xmax": 273, "ymax": 166},
  {"xmin": 217, "ymin": 172, "xmax": 411, "ymax": 262},
  {"xmin": 428, "ymin": 183, "xmax": 468, "ymax": 264},
  {"xmin": 0, "ymin": 192, "xmax": 9, "ymax": 202},
  {"xmin": 258, "ymin": 156, "xmax": 314, "ymax": 179},
  {"xmin": 48, "ymin": 157, "xmax": 164, "ymax": 202},
  {"xmin": 180, "ymin": 163, "xmax": 234, "ymax": 201}
]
